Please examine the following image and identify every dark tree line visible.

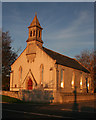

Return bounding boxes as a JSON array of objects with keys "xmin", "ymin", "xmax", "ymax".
[{"xmin": 2, "ymin": 31, "xmax": 17, "ymax": 90}]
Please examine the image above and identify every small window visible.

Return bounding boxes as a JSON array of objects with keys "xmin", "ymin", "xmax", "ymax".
[
  {"xmin": 30, "ymin": 31, "xmax": 32, "ymax": 37},
  {"xmin": 33, "ymin": 30, "xmax": 35, "ymax": 36}
]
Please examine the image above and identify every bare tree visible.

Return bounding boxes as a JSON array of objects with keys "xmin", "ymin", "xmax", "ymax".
[{"xmin": 75, "ymin": 49, "xmax": 96, "ymax": 92}]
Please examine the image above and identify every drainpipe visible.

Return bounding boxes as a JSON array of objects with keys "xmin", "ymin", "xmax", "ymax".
[{"xmin": 86, "ymin": 77, "xmax": 88, "ymax": 93}]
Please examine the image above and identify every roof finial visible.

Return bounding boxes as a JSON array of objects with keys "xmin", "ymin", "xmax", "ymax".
[{"xmin": 35, "ymin": 12, "xmax": 37, "ymax": 16}]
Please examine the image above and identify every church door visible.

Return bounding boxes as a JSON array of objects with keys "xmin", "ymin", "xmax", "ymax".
[{"xmin": 28, "ymin": 78, "xmax": 33, "ymax": 90}]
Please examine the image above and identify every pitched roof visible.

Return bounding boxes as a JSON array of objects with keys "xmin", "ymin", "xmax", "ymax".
[{"xmin": 43, "ymin": 47, "xmax": 89, "ymax": 73}]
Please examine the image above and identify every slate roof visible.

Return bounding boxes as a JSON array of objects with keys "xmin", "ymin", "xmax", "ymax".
[{"xmin": 43, "ymin": 47, "xmax": 89, "ymax": 73}]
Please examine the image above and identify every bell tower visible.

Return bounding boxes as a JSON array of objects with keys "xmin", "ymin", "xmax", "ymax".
[
  {"xmin": 26, "ymin": 13, "xmax": 43, "ymax": 47},
  {"xmin": 26, "ymin": 13, "xmax": 43, "ymax": 62}
]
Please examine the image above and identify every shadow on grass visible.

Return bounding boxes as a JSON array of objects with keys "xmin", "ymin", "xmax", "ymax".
[
  {"xmin": 2, "ymin": 95, "xmax": 23, "ymax": 103},
  {"xmin": 71, "ymin": 87, "xmax": 96, "ymax": 119},
  {"xmin": 80, "ymin": 106, "xmax": 96, "ymax": 119},
  {"xmin": 80, "ymin": 106, "xmax": 96, "ymax": 112},
  {"xmin": 2, "ymin": 95, "xmax": 50, "ymax": 105},
  {"xmin": 80, "ymin": 100, "xmax": 96, "ymax": 115}
]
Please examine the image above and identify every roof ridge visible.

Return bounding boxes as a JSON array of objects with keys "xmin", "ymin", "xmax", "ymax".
[{"xmin": 43, "ymin": 47, "xmax": 75, "ymax": 60}]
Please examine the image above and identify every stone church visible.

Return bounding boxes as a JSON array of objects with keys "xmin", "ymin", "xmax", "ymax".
[{"xmin": 10, "ymin": 14, "xmax": 92, "ymax": 102}]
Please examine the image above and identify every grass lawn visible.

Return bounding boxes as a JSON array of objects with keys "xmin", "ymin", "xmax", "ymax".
[
  {"xmin": 1, "ymin": 95, "xmax": 23, "ymax": 103},
  {"xmin": 1, "ymin": 95, "xmax": 50, "ymax": 104}
]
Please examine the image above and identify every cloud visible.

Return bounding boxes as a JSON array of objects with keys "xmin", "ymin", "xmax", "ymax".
[
  {"xmin": 44, "ymin": 10, "xmax": 94, "ymax": 57},
  {"xmin": 48, "ymin": 10, "xmax": 93, "ymax": 40}
]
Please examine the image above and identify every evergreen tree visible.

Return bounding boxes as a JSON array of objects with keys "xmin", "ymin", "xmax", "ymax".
[{"xmin": 2, "ymin": 31, "xmax": 17, "ymax": 90}]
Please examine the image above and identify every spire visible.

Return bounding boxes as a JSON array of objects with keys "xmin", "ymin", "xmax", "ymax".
[
  {"xmin": 28, "ymin": 13, "xmax": 42, "ymax": 29},
  {"xmin": 35, "ymin": 12, "xmax": 37, "ymax": 16},
  {"xmin": 26, "ymin": 13, "xmax": 43, "ymax": 47}
]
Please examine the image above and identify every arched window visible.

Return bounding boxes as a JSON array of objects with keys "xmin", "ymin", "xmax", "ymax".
[
  {"xmin": 87, "ymin": 82, "xmax": 90, "ymax": 90},
  {"xmin": 39, "ymin": 31, "xmax": 40, "ymax": 37},
  {"xmin": 80, "ymin": 75, "xmax": 83, "ymax": 89},
  {"xmin": 86, "ymin": 77, "xmax": 90, "ymax": 92},
  {"xmin": 40, "ymin": 64, "xmax": 44, "ymax": 85},
  {"xmin": 87, "ymin": 77, "xmax": 90, "ymax": 90},
  {"xmin": 28, "ymin": 78, "xmax": 33, "ymax": 90},
  {"xmin": 36, "ymin": 30, "xmax": 38, "ymax": 37},
  {"xmin": 30, "ymin": 31, "xmax": 32, "ymax": 37},
  {"xmin": 71, "ymin": 72, "xmax": 75, "ymax": 88},
  {"xmin": 60, "ymin": 69, "xmax": 64, "ymax": 88},
  {"xmin": 19, "ymin": 66, "xmax": 22, "ymax": 88},
  {"xmin": 19, "ymin": 67, "xmax": 22, "ymax": 81},
  {"xmin": 33, "ymin": 30, "xmax": 35, "ymax": 36}
]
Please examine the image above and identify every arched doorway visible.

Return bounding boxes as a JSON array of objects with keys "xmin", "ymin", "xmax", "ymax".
[{"xmin": 28, "ymin": 78, "xmax": 33, "ymax": 90}]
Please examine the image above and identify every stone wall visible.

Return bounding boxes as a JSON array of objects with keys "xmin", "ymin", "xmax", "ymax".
[
  {"xmin": 2, "ymin": 90, "xmax": 96, "ymax": 103},
  {"xmin": 62, "ymin": 93, "xmax": 95, "ymax": 102},
  {"xmin": 18, "ymin": 89, "xmax": 53, "ymax": 103},
  {"xmin": 53, "ymin": 91, "xmax": 96, "ymax": 103},
  {"xmin": 2, "ymin": 89, "xmax": 53, "ymax": 103}
]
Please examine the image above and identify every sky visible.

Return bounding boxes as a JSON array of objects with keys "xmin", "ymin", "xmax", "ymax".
[
  {"xmin": 1, "ymin": 0, "xmax": 95, "ymax": 2},
  {"xmin": 2, "ymin": 2, "xmax": 94, "ymax": 58},
  {"xmin": 0, "ymin": 2, "xmax": 1, "ymax": 29}
]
